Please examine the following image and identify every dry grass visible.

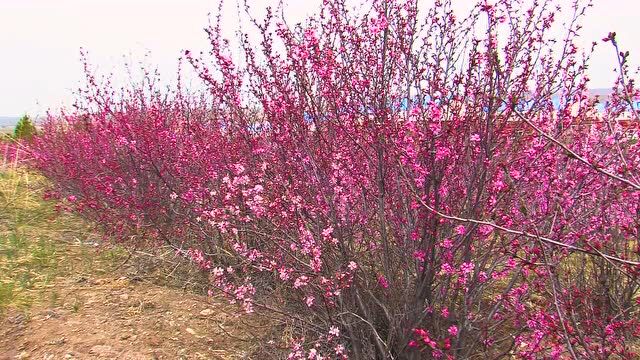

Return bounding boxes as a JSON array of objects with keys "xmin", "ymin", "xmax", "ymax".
[{"xmin": 0, "ymin": 161, "xmax": 98, "ymax": 312}]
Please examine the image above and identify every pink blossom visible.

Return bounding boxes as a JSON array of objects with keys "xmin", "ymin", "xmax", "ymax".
[
  {"xmin": 294, "ymin": 275, "xmax": 309, "ymax": 289},
  {"xmin": 377, "ymin": 275, "xmax": 389, "ymax": 289},
  {"xmin": 413, "ymin": 250, "xmax": 426, "ymax": 262},
  {"xmin": 347, "ymin": 261, "xmax": 358, "ymax": 271},
  {"xmin": 306, "ymin": 296, "xmax": 315, "ymax": 307},
  {"xmin": 322, "ymin": 226, "xmax": 334, "ymax": 237},
  {"xmin": 329, "ymin": 326, "xmax": 340, "ymax": 337},
  {"xmin": 441, "ymin": 307, "xmax": 450, "ymax": 318},
  {"xmin": 448, "ymin": 325, "xmax": 458, "ymax": 336}
]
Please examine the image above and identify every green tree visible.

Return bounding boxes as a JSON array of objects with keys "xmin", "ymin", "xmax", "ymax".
[{"xmin": 13, "ymin": 115, "xmax": 36, "ymax": 140}]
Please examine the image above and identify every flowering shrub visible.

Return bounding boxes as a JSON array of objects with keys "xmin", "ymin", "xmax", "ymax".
[{"xmin": 30, "ymin": 0, "xmax": 640, "ymax": 358}]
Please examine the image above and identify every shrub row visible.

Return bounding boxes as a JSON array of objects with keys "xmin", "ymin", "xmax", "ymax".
[{"xmin": 30, "ymin": 0, "xmax": 640, "ymax": 358}]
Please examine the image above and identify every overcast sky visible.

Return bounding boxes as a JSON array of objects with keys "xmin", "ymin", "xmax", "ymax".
[{"xmin": 0, "ymin": 0, "xmax": 638, "ymax": 117}]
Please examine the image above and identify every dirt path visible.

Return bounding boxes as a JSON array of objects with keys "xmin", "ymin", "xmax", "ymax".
[
  {"xmin": 1, "ymin": 265, "xmax": 268, "ymax": 360},
  {"xmin": 0, "ymin": 168, "xmax": 276, "ymax": 360}
]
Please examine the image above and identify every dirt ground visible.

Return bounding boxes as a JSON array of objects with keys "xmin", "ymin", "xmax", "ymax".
[
  {"xmin": 0, "ymin": 263, "xmax": 274, "ymax": 360},
  {"xmin": 0, "ymin": 167, "xmax": 285, "ymax": 360}
]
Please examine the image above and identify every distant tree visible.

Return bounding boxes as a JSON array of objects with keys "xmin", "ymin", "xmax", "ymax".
[{"xmin": 14, "ymin": 115, "xmax": 36, "ymax": 140}]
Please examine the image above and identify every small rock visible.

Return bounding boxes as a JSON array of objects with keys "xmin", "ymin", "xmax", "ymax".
[
  {"xmin": 119, "ymin": 293, "xmax": 130, "ymax": 301},
  {"xmin": 15, "ymin": 351, "xmax": 29, "ymax": 359},
  {"xmin": 199, "ymin": 308, "xmax": 214, "ymax": 316},
  {"xmin": 119, "ymin": 333, "xmax": 131, "ymax": 340},
  {"xmin": 127, "ymin": 274, "xmax": 143, "ymax": 282},
  {"xmin": 147, "ymin": 336, "xmax": 161, "ymax": 346},
  {"xmin": 185, "ymin": 328, "xmax": 196, "ymax": 335},
  {"xmin": 141, "ymin": 301, "xmax": 155, "ymax": 310},
  {"xmin": 9, "ymin": 313, "xmax": 26, "ymax": 325},
  {"xmin": 43, "ymin": 310, "xmax": 58, "ymax": 321},
  {"xmin": 46, "ymin": 337, "xmax": 66, "ymax": 345}
]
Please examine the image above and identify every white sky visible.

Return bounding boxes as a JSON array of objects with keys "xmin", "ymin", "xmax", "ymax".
[{"xmin": 0, "ymin": 0, "xmax": 638, "ymax": 117}]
